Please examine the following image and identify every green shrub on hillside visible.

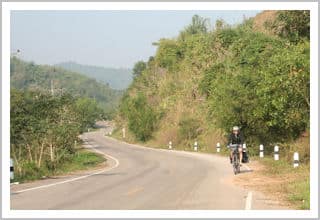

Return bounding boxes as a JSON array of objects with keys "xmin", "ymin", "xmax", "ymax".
[
  {"xmin": 270, "ymin": 10, "xmax": 310, "ymax": 43},
  {"xmin": 132, "ymin": 61, "xmax": 147, "ymax": 78},
  {"xmin": 154, "ymin": 39, "xmax": 183, "ymax": 71},
  {"xmin": 120, "ymin": 92, "xmax": 159, "ymax": 141}
]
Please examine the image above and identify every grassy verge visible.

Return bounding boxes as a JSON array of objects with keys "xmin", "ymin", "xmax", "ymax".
[
  {"xmin": 109, "ymin": 127, "xmax": 226, "ymax": 154},
  {"xmin": 257, "ymin": 157, "xmax": 310, "ymax": 209},
  {"xmin": 12, "ymin": 148, "xmax": 106, "ymax": 183},
  {"xmin": 54, "ymin": 148, "xmax": 106, "ymax": 176}
]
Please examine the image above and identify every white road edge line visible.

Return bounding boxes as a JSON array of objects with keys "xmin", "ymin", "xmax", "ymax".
[
  {"xmin": 245, "ymin": 191, "xmax": 253, "ymax": 210},
  {"xmin": 243, "ymin": 163, "xmax": 253, "ymax": 210},
  {"xmin": 13, "ymin": 145, "xmax": 120, "ymax": 194}
]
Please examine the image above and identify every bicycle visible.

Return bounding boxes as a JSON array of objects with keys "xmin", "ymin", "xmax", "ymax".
[{"xmin": 229, "ymin": 144, "xmax": 241, "ymax": 175}]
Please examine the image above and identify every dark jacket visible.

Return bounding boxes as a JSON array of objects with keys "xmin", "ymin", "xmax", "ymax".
[{"xmin": 228, "ymin": 133, "xmax": 244, "ymax": 145}]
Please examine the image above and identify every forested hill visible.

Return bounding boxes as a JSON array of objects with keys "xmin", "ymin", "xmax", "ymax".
[
  {"xmin": 55, "ymin": 62, "xmax": 132, "ymax": 90},
  {"xmin": 10, "ymin": 57, "xmax": 122, "ymax": 117},
  {"xmin": 117, "ymin": 11, "xmax": 310, "ymax": 155}
]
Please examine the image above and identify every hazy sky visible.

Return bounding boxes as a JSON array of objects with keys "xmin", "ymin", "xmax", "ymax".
[{"xmin": 11, "ymin": 10, "xmax": 261, "ymax": 68}]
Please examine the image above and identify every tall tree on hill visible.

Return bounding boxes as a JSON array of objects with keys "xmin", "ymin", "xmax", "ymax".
[{"xmin": 132, "ymin": 61, "xmax": 147, "ymax": 78}]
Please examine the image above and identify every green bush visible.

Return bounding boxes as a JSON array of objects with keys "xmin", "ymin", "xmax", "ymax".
[
  {"xmin": 154, "ymin": 39, "xmax": 183, "ymax": 71},
  {"xmin": 120, "ymin": 92, "xmax": 158, "ymax": 141},
  {"xmin": 270, "ymin": 10, "xmax": 310, "ymax": 43}
]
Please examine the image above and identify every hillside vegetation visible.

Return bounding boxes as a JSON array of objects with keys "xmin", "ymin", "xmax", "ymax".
[
  {"xmin": 56, "ymin": 61, "xmax": 132, "ymax": 90},
  {"xmin": 116, "ymin": 11, "xmax": 310, "ymax": 160},
  {"xmin": 11, "ymin": 57, "xmax": 122, "ymax": 118}
]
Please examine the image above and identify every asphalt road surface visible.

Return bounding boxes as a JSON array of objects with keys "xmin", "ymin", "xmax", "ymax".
[{"xmin": 11, "ymin": 126, "xmax": 285, "ymax": 210}]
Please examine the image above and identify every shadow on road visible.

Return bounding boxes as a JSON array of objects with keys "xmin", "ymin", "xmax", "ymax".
[{"xmin": 240, "ymin": 169, "xmax": 253, "ymax": 174}]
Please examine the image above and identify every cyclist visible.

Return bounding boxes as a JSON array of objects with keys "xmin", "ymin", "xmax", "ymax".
[{"xmin": 228, "ymin": 126, "xmax": 244, "ymax": 165}]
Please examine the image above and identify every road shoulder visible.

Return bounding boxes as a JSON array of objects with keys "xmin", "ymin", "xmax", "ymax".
[{"xmin": 229, "ymin": 160, "xmax": 293, "ymax": 209}]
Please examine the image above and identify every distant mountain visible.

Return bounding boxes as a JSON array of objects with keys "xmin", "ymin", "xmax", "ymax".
[
  {"xmin": 10, "ymin": 57, "xmax": 123, "ymax": 117},
  {"xmin": 55, "ymin": 62, "xmax": 133, "ymax": 90}
]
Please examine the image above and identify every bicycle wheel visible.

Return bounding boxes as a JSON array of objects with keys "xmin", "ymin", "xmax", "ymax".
[
  {"xmin": 236, "ymin": 156, "xmax": 240, "ymax": 174},
  {"xmin": 237, "ymin": 154, "xmax": 240, "ymax": 173},
  {"xmin": 233, "ymin": 154, "xmax": 237, "ymax": 175}
]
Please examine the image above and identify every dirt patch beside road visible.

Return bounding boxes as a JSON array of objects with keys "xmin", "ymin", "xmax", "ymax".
[{"xmin": 229, "ymin": 160, "xmax": 293, "ymax": 209}]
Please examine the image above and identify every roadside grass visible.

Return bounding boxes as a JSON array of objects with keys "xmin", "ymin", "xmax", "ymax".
[
  {"xmin": 54, "ymin": 148, "xmax": 106, "ymax": 175},
  {"xmin": 287, "ymin": 178, "xmax": 310, "ymax": 210},
  {"xmin": 12, "ymin": 148, "xmax": 106, "ymax": 183},
  {"xmin": 256, "ymin": 157, "xmax": 310, "ymax": 209}
]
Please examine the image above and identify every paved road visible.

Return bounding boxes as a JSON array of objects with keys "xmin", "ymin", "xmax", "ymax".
[{"xmin": 11, "ymin": 127, "xmax": 284, "ymax": 210}]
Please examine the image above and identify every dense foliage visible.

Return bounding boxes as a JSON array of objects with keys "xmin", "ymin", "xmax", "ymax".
[
  {"xmin": 132, "ymin": 61, "xmax": 147, "ymax": 78},
  {"xmin": 11, "ymin": 58, "xmax": 122, "ymax": 118},
  {"xmin": 120, "ymin": 92, "xmax": 159, "ymax": 141},
  {"xmin": 269, "ymin": 10, "xmax": 310, "ymax": 42},
  {"xmin": 118, "ymin": 11, "xmax": 310, "ymax": 150},
  {"xmin": 11, "ymin": 89, "xmax": 101, "ymax": 180}
]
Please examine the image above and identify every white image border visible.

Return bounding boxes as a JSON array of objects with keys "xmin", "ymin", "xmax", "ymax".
[{"xmin": 2, "ymin": 1, "xmax": 318, "ymax": 219}]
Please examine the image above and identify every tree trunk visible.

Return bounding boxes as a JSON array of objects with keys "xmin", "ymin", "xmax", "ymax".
[
  {"xmin": 34, "ymin": 144, "xmax": 38, "ymax": 165},
  {"xmin": 38, "ymin": 143, "xmax": 44, "ymax": 168},
  {"xmin": 50, "ymin": 143, "xmax": 54, "ymax": 162},
  {"xmin": 27, "ymin": 144, "xmax": 33, "ymax": 162}
]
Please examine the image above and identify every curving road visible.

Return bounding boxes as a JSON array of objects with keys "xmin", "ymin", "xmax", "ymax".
[{"xmin": 11, "ymin": 127, "xmax": 284, "ymax": 210}]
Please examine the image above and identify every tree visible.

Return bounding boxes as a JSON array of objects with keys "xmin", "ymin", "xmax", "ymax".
[
  {"xmin": 271, "ymin": 10, "xmax": 310, "ymax": 42},
  {"xmin": 132, "ymin": 61, "xmax": 147, "ymax": 78},
  {"xmin": 180, "ymin": 15, "xmax": 210, "ymax": 37},
  {"xmin": 120, "ymin": 92, "xmax": 158, "ymax": 141},
  {"xmin": 74, "ymin": 97, "xmax": 102, "ymax": 132}
]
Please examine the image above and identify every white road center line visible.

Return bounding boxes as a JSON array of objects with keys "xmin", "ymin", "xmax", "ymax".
[
  {"xmin": 245, "ymin": 191, "xmax": 253, "ymax": 210},
  {"xmin": 13, "ymin": 144, "xmax": 120, "ymax": 194}
]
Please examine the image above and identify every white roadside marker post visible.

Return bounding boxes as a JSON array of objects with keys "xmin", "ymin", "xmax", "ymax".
[
  {"xmin": 194, "ymin": 141, "xmax": 198, "ymax": 151},
  {"xmin": 169, "ymin": 141, "xmax": 172, "ymax": 150},
  {"xmin": 122, "ymin": 127, "xmax": 126, "ymax": 139},
  {"xmin": 259, "ymin": 144, "xmax": 264, "ymax": 158},
  {"xmin": 274, "ymin": 145, "xmax": 279, "ymax": 161},
  {"xmin": 293, "ymin": 152, "xmax": 299, "ymax": 168},
  {"xmin": 10, "ymin": 158, "xmax": 14, "ymax": 180},
  {"xmin": 74, "ymin": 140, "xmax": 77, "ymax": 147},
  {"xmin": 216, "ymin": 143, "xmax": 221, "ymax": 153}
]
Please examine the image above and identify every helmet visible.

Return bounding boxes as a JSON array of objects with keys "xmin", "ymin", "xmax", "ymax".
[{"xmin": 232, "ymin": 126, "xmax": 240, "ymax": 131}]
